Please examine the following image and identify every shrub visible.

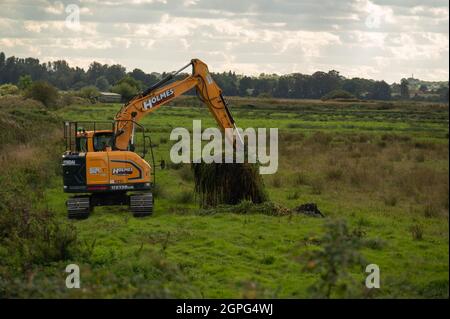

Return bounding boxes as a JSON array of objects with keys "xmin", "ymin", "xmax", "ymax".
[
  {"xmin": 25, "ymin": 81, "xmax": 59, "ymax": 107},
  {"xmin": 18, "ymin": 75, "xmax": 33, "ymax": 91},
  {"xmin": 95, "ymin": 76, "xmax": 110, "ymax": 91},
  {"xmin": 78, "ymin": 86, "xmax": 100, "ymax": 102},
  {"xmin": 0, "ymin": 84, "xmax": 20, "ymax": 96},
  {"xmin": 321, "ymin": 89, "xmax": 356, "ymax": 101},
  {"xmin": 301, "ymin": 219, "xmax": 367, "ymax": 298},
  {"xmin": 112, "ymin": 76, "xmax": 141, "ymax": 101},
  {"xmin": 111, "ymin": 82, "xmax": 138, "ymax": 101},
  {"xmin": 60, "ymin": 92, "xmax": 87, "ymax": 106},
  {"xmin": 0, "ymin": 208, "xmax": 78, "ymax": 266}
]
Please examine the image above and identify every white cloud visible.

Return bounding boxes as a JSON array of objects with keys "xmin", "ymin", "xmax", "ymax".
[
  {"xmin": 44, "ymin": 1, "xmax": 64, "ymax": 14},
  {"xmin": 0, "ymin": 0, "xmax": 447, "ymax": 82}
]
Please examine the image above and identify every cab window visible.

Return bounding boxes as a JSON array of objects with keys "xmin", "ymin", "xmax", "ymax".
[{"xmin": 93, "ymin": 133, "xmax": 113, "ymax": 151}]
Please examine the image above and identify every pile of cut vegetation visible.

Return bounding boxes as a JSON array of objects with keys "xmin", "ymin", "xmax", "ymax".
[
  {"xmin": 192, "ymin": 162, "xmax": 268, "ymax": 207},
  {"xmin": 196, "ymin": 200, "xmax": 291, "ymax": 216}
]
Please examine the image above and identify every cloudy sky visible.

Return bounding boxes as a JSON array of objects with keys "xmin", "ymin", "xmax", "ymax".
[{"xmin": 0, "ymin": 0, "xmax": 448, "ymax": 83}]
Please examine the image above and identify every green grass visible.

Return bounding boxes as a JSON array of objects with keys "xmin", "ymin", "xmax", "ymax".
[{"xmin": 2, "ymin": 96, "xmax": 449, "ymax": 298}]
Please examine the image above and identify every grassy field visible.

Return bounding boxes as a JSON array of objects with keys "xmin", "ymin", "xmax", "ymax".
[{"xmin": 1, "ymin": 96, "xmax": 448, "ymax": 298}]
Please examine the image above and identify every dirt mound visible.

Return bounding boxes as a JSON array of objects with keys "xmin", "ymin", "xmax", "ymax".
[{"xmin": 293, "ymin": 203, "xmax": 324, "ymax": 217}]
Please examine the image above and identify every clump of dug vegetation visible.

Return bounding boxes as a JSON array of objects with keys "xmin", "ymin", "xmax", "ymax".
[{"xmin": 192, "ymin": 161, "xmax": 268, "ymax": 207}]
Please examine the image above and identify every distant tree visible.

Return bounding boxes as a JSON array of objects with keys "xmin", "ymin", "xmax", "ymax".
[
  {"xmin": 212, "ymin": 72, "xmax": 239, "ymax": 96},
  {"xmin": 87, "ymin": 62, "xmax": 107, "ymax": 84},
  {"xmin": 115, "ymin": 75, "xmax": 142, "ymax": 91},
  {"xmin": 310, "ymin": 70, "xmax": 342, "ymax": 98},
  {"xmin": 342, "ymin": 78, "xmax": 372, "ymax": 99},
  {"xmin": 129, "ymin": 68, "xmax": 159, "ymax": 88},
  {"xmin": 419, "ymin": 84, "xmax": 428, "ymax": 93},
  {"xmin": 274, "ymin": 76, "xmax": 290, "ymax": 98},
  {"xmin": 129, "ymin": 68, "xmax": 147, "ymax": 83},
  {"xmin": 26, "ymin": 81, "xmax": 59, "ymax": 107},
  {"xmin": 321, "ymin": 89, "xmax": 355, "ymax": 101},
  {"xmin": 106, "ymin": 64, "xmax": 126, "ymax": 85},
  {"xmin": 0, "ymin": 52, "xmax": 5, "ymax": 70},
  {"xmin": 111, "ymin": 82, "xmax": 138, "ymax": 101},
  {"xmin": 79, "ymin": 86, "xmax": 100, "ymax": 101},
  {"xmin": 252, "ymin": 75, "xmax": 277, "ymax": 97},
  {"xmin": 0, "ymin": 52, "xmax": 5, "ymax": 85},
  {"xmin": 18, "ymin": 75, "xmax": 33, "ymax": 90},
  {"xmin": 72, "ymin": 81, "xmax": 89, "ymax": 91},
  {"xmin": 400, "ymin": 78, "xmax": 410, "ymax": 100},
  {"xmin": 95, "ymin": 76, "xmax": 110, "ymax": 91},
  {"xmin": 291, "ymin": 73, "xmax": 311, "ymax": 98},
  {"xmin": 47, "ymin": 60, "xmax": 73, "ymax": 90},
  {"xmin": 1, "ymin": 51, "xmax": 446, "ymax": 103},
  {"xmin": 369, "ymin": 81, "xmax": 391, "ymax": 100},
  {"xmin": 390, "ymin": 83, "xmax": 401, "ymax": 95},
  {"xmin": 238, "ymin": 76, "xmax": 253, "ymax": 96},
  {"xmin": 437, "ymin": 85, "xmax": 449, "ymax": 102}
]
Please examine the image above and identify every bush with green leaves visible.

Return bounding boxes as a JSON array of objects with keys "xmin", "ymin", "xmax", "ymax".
[
  {"xmin": 321, "ymin": 89, "xmax": 356, "ymax": 101},
  {"xmin": 78, "ymin": 85, "xmax": 100, "ymax": 102},
  {"xmin": 0, "ymin": 84, "xmax": 20, "ymax": 96},
  {"xmin": 94, "ymin": 76, "xmax": 110, "ymax": 91},
  {"xmin": 111, "ymin": 82, "xmax": 138, "ymax": 101},
  {"xmin": 18, "ymin": 75, "xmax": 33, "ymax": 91},
  {"xmin": 25, "ymin": 81, "xmax": 59, "ymax": 107}
]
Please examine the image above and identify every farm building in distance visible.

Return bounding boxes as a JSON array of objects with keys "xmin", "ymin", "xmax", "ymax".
[{"xmin": 98, "ymin": 92, "xmax": 121, "ymax": 103}]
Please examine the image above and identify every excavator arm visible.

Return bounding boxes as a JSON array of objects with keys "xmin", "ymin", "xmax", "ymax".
[{"xmin": 114, "ymin": 59, "xmax": 238, "ymax": 151}]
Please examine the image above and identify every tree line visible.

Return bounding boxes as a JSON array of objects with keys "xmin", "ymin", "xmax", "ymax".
[{"xmin": 0, "ymin": 52, "xmax": 448, "ymax": 102}]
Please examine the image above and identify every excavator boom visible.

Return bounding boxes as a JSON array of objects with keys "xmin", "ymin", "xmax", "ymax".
[{"xmin": 114, "ymin": 59, "xmax": 237, "ymax": 151}]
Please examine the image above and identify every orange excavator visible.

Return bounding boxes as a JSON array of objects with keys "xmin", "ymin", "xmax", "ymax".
[{"xmin": 62, "ymin": 59, "xmax": 238, "ymax": 219}]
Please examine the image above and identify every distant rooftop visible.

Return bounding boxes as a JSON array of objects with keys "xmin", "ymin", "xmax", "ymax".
[{"xmin": 99, "ymin": 92, "xmax": 121, "ymax": 96}]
